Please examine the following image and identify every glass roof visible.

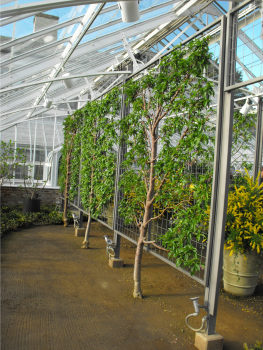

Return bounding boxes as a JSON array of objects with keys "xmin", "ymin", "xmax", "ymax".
[{"xmin": 0, "ymin": 0, "xmax": 262, "ymax": 134}]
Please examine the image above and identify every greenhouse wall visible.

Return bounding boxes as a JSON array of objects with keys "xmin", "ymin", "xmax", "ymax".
[{"xmin": 1, "ymin": 186, "xmax": 60, "ymax": 207}]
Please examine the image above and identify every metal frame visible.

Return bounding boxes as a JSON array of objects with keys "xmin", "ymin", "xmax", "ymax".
[
  {"xmin": 45, "ymin": 2, "xmax": 263, "ymax": 342},
  {"xmin": 253, "ymin": 97, "xmax": 263, "ymax": 182},
  {"xmin": 204, "ymin": 0, "xmax": 263, "ymax": 336},
  {"xmin": 1, "ymin": 2, "xmax": 262, "ymax": 340},
  {"xmin": 0, "ymin": 71, "xmax": 132, "ymax": 94},
  {"xmin": 0, "ymin": 0, "xmax": 120, "ymax": 17}
]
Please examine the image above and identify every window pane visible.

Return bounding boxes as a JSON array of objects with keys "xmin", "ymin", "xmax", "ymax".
[
  {"xmin": 34, "ymin": 165, "xmax": 43, "ymax": 180},
  {"xmin": 15, "ymin": 165, "xmax": 28, "ymax": 179}
]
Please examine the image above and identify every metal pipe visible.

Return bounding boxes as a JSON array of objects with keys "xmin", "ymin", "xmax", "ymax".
[{"xmin": 185, "ymin": 297, "xmax": 208, "ymax": 332}]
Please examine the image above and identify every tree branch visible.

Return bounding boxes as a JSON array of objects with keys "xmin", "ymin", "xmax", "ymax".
[
  {"xmin": 148, "ymin": 174, "xmax": 168, "ymax": 206},
  {"xmin": 145, "ymin": 199, "xmax": 190, "ymax": 226},
  {"xmin": 142, "ymin": 239, "xmax": 169, "ymax": 252},
  {"xmin": 153, "ymin": 74, "xmax": 192, "ymax": 131},
  {"xmin": 134, "ymin": 215, "xmax": 141, "ymax": 228}
]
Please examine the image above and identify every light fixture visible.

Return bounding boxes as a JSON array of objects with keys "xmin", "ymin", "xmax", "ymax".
[
  {"xmin": 44, "ymin": 96, "xmax": 52, "ymax": 108},
  {"xmin": 62, "ymin": 72, "xmax": 74, "ymax": 89},
  {"xmin": 240, "ymin": 98, "xmax": 253, "ymax": 116},
  {"xmin": 118, "ymin": 1, "xmax": 140, "ymax": 23}
]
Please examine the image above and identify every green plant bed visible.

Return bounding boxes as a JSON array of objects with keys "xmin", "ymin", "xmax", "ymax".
[
  {"xmin": 1, "ymin": 205, "xmax": 72, "ymax": 236},
  {"xmin": 243, "ymin": 341, "xmax": 263, "ymax": 350}
]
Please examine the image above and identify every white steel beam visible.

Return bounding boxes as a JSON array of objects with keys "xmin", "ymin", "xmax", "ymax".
[
  {"xmin": 0, "ymin": 3, "xmax": 120, "ymax": 50},
  {"xmin": 1, "ymin": 105, "xmax": 45, "ymax": 117},
  {"xmin": 0, "ymin": 71, "xmax": 131, "ymax": 94},
  {"xmin": 238, "ymin": 29, "xmax": 263, "ymax": 63},
  {"xmin": 0, "ymin": 12, "xmax": 40, "ymax": 26},
  {"xmin": 26, "ymin": 3, "xmax": 105, "ymax": 120},
  {"xmin": 1, "ymin": 0, "xmax": 175, "ymax": 66},
  {"xmin": 0, "ymin": 56, "xmax": 57, "ymax": 88},
  {"xmin": 0, "ymin": 89, "xmax": 41, "ymax": 113},
  {"xmin": 7, "ymin": 58, "xmax": 119, "ymax": 120},
  {"xmin": 1, "ymin": 8, "xmax": 176, "ymax": 89},
  {"xmin": 0, "ymin": 16, "xmax": 82, "ymax": 51},
  {"xmin": 0, "ymin": 37, "xmax": 69, "ymax": 67},
  {"xmin": 0, "ymin": 0, "xmax": 127, "ymax": 18},
  {"xmin": 121, "ymin": 34, "xmax": 140, "ymax": 71},
  {"xmin": 148, "ymin": 17, "xmax": 198, "ymax": 63},
  {"xmin": 0, "ymin": 52, "xmax": 118, "ymax": 107}
]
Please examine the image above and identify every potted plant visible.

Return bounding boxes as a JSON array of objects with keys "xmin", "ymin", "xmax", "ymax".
[{"xmin": 223, "ymin": 169, "xmax": 263, "ymax": 296}]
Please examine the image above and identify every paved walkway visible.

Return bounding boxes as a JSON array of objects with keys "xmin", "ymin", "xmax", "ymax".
[{"xmin": 1, "ymin": 223, "xmax": 263, "ymax": 350}]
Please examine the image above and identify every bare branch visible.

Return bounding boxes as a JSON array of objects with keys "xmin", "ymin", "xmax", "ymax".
[
  {"xmin": 134, "ymin": 215, "xmax": 141, "ymax": 228},
  {"xmin": 144, "ymin": 206, "xmax": 171, "ymax": 225},
  {"xmin": 145, "ymin": 199, "xmax": 190, "ymax": 226},
  {"xmin": 148, "ymin": 174, "xmax": 168, "ymax": 206},
  {"xmin": 142, "ymin": 240, "xmax": 169, "ymax": 252},
  {"xmin": 153, "ymin": 74, "xmax": 192, "ymax": 131}
]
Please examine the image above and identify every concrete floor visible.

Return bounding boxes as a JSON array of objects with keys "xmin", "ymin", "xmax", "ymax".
[{"xmin": 1, "ymin": 222, "xmax": 263, "ymax": 350}]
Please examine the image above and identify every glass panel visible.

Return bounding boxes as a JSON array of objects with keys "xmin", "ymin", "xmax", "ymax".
[
  {"xmin": 15, "ymin": 164, "xmax": 28, "ymax": 179},
  {"xmin": 34, "ymin": 164, "xmax": 43, "ymax": 180}
]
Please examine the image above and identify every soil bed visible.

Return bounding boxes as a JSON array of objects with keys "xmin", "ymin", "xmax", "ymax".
[{"xmin": 1, "ymin": 222, "xmax": 262, "ymax": 350}]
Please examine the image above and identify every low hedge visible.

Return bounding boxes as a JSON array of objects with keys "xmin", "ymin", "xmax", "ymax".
[{"xmin": 1, "ymin": 205, "xmax": 71, "ymax": 236}]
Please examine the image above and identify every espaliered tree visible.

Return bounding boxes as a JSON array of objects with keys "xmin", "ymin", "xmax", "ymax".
[
  {"xmin": 68, "ymin": 111, "xmax": 83, "ymax": 202},
  {"xmin": 118, "ymin": 38, "xmax": 214, "ymax": 298},
  {"xmin": 59, "ymin": 111, "xmax": 83, "ymax": 226},
  {"xmin": 80, "ymin": 88, "xmax": 120, "ymax": 248}
]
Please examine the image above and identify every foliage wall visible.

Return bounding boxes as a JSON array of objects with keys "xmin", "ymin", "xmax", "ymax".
[
  {"xmin": 80, "ymin": 89, "xmax": 120, "ymax": 217},
  {"xmin": 59, "ymin": 38, "xmax": 257, "ymax": 276},
  {"xmin": 59, "ymin": 88, "xmax": 120, "ymax": 220}
]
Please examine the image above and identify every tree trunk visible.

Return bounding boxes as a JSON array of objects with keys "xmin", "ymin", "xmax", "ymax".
[
  {"xmin": 63, "ymin": 152, "xmax": 71, "ymax": 227},
  {"xmin": 81, "ymin": 161, "xmax": 94, "ymax": 248},
  {"xmin": 81, "ymin": 210, "xmax": 91, "ymax": 249},
  {"xmin": 133, "ymin": 225, "xmax": 147, "ymax": 298},
  {"xmin": 133, "ymin": 128, "xmax": 157, "ymax": 298}
]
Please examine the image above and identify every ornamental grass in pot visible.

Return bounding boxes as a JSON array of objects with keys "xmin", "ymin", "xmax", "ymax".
[{"xmin": 223, "ymin": 170, "xmax": 263, "ymax": 296}]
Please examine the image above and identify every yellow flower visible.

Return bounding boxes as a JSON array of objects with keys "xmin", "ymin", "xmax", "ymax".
[{"xmin": 189, "ymin": 184, "xmax": 195, "ymax": 191}]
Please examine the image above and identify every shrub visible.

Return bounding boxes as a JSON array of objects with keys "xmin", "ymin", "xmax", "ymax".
[
  {"xmin": 224, "ymin": 170, "xmax": 263, "ymax": 256},
  {"xmin": 243, "ymin": 341, "xmax": 263, "ymax": 350},
  {"xmin": 1, "ymin": 206, "xmax": 65, "ymax": 236}
]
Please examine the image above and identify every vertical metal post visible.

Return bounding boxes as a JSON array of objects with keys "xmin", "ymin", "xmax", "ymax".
[
  {"xmin": 253, "ymin": 98, "xmax": 263, "ymax": 183},
  {"xmin": 32, "ymin": 120, "xmax": 37, "ymax": 181},
  {"xmin": 29, "ymin": 120, "xmax": 32, "ymax": 163},
  {"xmin": 112, "ymin": 138, "xmax": 122, "ymax": 258},
  {"xmin": 204, "ymin": 12, "xmax": 236, "ymax": 335},
  {"xmin": 42, "ymin": 119, "xmax": 48, "ymax": 161},
  {"xmin": 112, "ymin": 85, "xmax": 129, "ymax": 259},
  {"xmin": 13, "ymin": 124, "xmax": 17, "ymax": 185},
  {"xmin": 50, "ymin": 116, "xmax": 57, "ymax": 187}
]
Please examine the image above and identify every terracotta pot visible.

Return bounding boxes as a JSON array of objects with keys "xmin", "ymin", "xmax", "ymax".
[{"xmin": 223, "ymin": 250, "xmax": 261, "ymax": 296}]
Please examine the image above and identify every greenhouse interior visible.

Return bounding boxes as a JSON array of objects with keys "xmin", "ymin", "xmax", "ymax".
[{"xmin": 1, "ymin": 0, "xmax": 263, "ymax": 349}]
